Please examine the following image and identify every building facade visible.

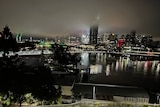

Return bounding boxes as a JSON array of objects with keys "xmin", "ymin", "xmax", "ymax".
[{"xmin": 89, "ymin": 25, "xmax": 98, "ymax": 45}]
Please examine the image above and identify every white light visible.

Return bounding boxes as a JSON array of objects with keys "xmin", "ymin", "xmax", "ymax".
[
  {"xmin": 82, "ymin": 34, "xmax": 86, "ymax": 38},
  {"xmin": 96, "ymin": 16, "xmax": 100, "ymax": 20}
]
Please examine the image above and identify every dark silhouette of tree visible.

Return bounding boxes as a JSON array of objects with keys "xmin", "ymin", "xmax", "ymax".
[
  {"xmin": 0, "ymin": 46, "xmax": 61, "ymax": 105},
  {"xmin": 0, "ymin": 56, "xmax": 62, "ymax": 106},
  {"xmin": 31, "ymin": 66, "xmax": 61, "ymax": 105},
  {"xmin": 0, "ymin": 26, "xmax": 25, "ymax": 106},
  {"xmin": 0, "ymin": 25, "xmax": 18, "ymax": 56},
  {"xmin": 51, "ymin": 43, "xmax": 81, "ymax": 71},
  {"xmin": 0, "ymin": 26, "xmax": 62, "ymax": 105},
  {"xmin": 0, "ymin": 54, "xmax": 28, "ymax": 107},
  {"xmin": 11, "ymin": 83, "xmax": 27, "ymax": 107}
]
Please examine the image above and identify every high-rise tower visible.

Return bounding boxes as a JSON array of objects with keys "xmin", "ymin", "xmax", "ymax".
[{"xmin": 89, "ymin": 25, "xmax": 98, "ymax": 44}]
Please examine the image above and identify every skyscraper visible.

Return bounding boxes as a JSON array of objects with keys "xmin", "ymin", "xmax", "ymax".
[{"xmin": 89, "ymin": 25, "xmax": 98, "ymax": 44}]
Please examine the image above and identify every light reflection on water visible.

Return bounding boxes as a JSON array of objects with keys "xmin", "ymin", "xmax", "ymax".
[{"xmin": 80, "ymin": 53, "xmax": 160, "ymax": 77}]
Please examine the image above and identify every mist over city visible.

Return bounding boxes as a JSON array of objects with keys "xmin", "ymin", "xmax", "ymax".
[{"xmin": 0, "ymin": 0, "xmax": 160, "ymax": 38}]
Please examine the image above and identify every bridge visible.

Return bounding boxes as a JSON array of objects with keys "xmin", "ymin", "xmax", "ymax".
[
  {"xmin": 69, "ymin": 50, "xmax": 106, "ymax": 54},
  {"xmin": 0, "ymin": 50, "xmax": 53, "ymax": 57},
  {"xmin": 0, "ymin": 50, "xmax": 107, "ymax": 57},
  {"xmin": 0, "ymin": 49, "xmax": 160, "ymax": 58}
]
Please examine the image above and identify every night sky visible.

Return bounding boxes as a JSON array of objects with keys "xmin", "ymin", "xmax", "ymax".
[{"xmin": 0, "ymin": 0, "xmax": 160, "ymax": 39}]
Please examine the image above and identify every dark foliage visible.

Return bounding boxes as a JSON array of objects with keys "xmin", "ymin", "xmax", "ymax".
[
  {"xmin": 51, "ymin": 43, "xmax": 81, "ymax": 68},
  {"xmin": 0, "ymin": 55, "xmax": 61, "ymax": 105},
  {"xmin": 0, "ymin": 26, "xmax": 19, "ymax": 55}
]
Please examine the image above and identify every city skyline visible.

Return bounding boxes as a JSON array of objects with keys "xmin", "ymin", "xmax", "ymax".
[{"xmin": 0, "ymin": 0, "xmax": 160, "ymax": 39}]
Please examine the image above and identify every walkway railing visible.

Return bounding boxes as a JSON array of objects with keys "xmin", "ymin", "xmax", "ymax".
[{"xmin": 20, "ymin": 100, "xmax": 160, "ymax": 107}]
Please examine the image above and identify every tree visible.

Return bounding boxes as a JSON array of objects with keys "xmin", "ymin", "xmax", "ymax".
[
  {"xmin": 31, "ymin": 66, "xmax": 62, "ymax": 105},
  {"xmin": 0, "ymin": 26, "xmax": 62, "ymax": 106},
  {"xmin": 0, "ymin": 25, "xmax": 18, "ymax": 56},
  {"xmin": 0, "ymin": 54, "xmax": 27, "ymax": 107},
  {"xmin": 52, "ymin": 43, "xmax": 80, "ymax": 69},
  {"xmin": 0, "ymin": 57, "xmax": 62, "ymax": 106}
]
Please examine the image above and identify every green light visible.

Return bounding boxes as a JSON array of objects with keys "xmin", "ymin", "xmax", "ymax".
[
  {"xmin": 16, "ymin": 33, "xmax": 19, "ymax": 38},
  {"xmin": 20, "ymin": 32, "xmax": 22, "ymax": 37},
  {"xmin": 48, "ymin": 44, "xmax": 52, "ymax": 48},
  {"xmin": 39, "ymin": 41, "xmax": 45, "ymax": 46}
]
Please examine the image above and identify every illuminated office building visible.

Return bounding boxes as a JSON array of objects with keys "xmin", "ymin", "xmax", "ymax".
[{"xmin": 89, "ymin": 25, "xmax": 98, "ymax": 44}]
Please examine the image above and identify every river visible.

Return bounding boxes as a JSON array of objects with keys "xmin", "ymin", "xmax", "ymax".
[{"xmin": 80, "ymin": 52, "xmax": 160, "ymax": 92}]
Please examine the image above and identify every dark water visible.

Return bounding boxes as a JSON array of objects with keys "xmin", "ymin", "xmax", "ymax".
[{"xmin": 80, "ymin": 52, "xmax": 160, "ymax": 92}]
